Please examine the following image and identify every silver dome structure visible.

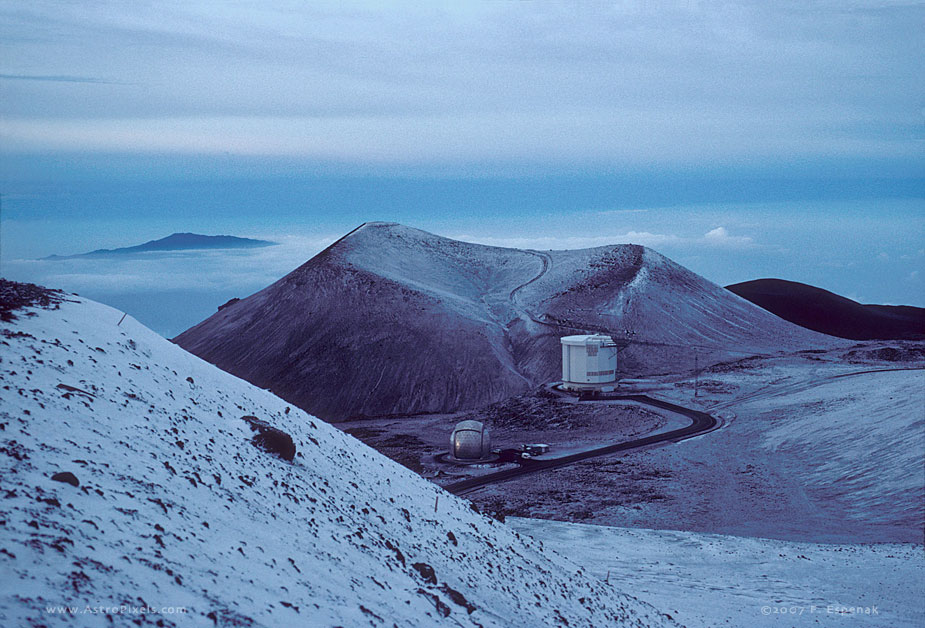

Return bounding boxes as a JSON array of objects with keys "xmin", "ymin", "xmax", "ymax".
[{"xmin": 450, "ymin": 420, "xmax": 491, "ymax": 460}]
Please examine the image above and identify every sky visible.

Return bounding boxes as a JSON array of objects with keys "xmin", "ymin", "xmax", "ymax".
[{"xmin": 0, "ymin": 0, "xmax": 922, "ymax": 336}]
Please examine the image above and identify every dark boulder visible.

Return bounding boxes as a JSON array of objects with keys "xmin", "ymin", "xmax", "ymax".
[
  {"xmin": 240, "ymin": 416, "xmax": 296, "ymax": 462},
  {"xmin": 441, "ymin": 584, "xmax": 476, "ymax": 614},
  {"xmin": 51, "ymin": 471, "xmax": 79, "ymax": 487},
  {"xmin": 412, "ymin": 562, "xmax": 437, "ymax": 584}
]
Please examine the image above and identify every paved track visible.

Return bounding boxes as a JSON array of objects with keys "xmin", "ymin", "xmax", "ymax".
[
  {"xmin": 509, "ymin": 250, "xmax": 551, "ymax": 306},
  {"xmin": 444, "ymin": 394, "xmax": 717, "ymax": 496}
]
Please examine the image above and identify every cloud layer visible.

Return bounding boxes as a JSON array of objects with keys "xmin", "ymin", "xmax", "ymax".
[
  {"xmin": 1, "ymin": 1, "xmax": 922, "ymax": 169},
  {"xmin": 2, "ymin": 235, "xmax": 334, "ymax": 294}
]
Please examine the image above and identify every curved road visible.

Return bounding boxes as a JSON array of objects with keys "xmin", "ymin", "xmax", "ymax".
[
  {"xmin": 509, "ymin": 250, "xmax": 552, "ymax": 306},
  {"xmin": 444, "ymin": 394, "xmax": 717, "ymax": 496},
  {"xmin": 444, "ymin": 367, "xmax": 922, "ymax": 496},
  {"xmin": 506, "ymin": 251, "xmax": 742, "ymax": 354}
]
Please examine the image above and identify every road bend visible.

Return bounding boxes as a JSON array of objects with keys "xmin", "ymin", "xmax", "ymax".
[{"xmin": 444, "ymin": 394, "xmax": 717, "ymax": 496}]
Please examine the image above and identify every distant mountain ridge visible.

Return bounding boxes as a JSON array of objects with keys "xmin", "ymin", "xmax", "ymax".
[
  {"xmin": 175, "ymin": 222, "xmax": 838, "ymax": 420},
  {"xmin": 43, "ymin": 232, "xmax": 276, "ymax": 259},
  {"xmin": 726, "ymin": 278, "xmax": 925, "ymax": 340}
]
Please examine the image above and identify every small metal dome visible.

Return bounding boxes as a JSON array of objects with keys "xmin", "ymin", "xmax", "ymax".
[{"xmin": 450, "ymin": 420, "xmax": 491, "ymax": 460}]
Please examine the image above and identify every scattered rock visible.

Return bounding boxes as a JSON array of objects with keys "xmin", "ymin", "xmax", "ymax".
[
  {"xmin": 56, "ymin": 383, "xmax": 95, "ymax": 399},
  {"xmin": 68, "ymin": 569, "xmax": 91, "ymax": 593},
  {"xmin": 845, "ymin": 345, "xmax": 925, "ymax": 363},
  {"xmin": 51, "ymin": 471, "xmax": 79, "ymax": 487},
  {"xmin": 0, "ymin": 279, "xmax": 66, "ymax": 322},
  {"xmin": 218, "ymin": 297, "xmax": 240, "ymax": 311},
  {"xmin": 359, "ymin": 604, "xmax": 382, "ymax": 621},
  {"xmin": 1, "ymin": 441, "xmax": 29, "ymax": 461},
  {"xmin": 384, "ymin": 540, "xmax": 405, "ymax": 566},
  {"xmin": 441, "ymin": 584, "xmax": 476, "ymax": 614},
  {"xmin": 148, "ymin": 497, "xmax": 169, "ymax": 515},
  {"xmin": 412, "ymin": 561, "xmax": 437, "ymax": 584},
  {"xmin": 206, "ymin": 608, "xmax": 256, "ymax": 627},
  {"xmin": 417, "ymin": 589, "xmax": 450, "ymax": 617}
]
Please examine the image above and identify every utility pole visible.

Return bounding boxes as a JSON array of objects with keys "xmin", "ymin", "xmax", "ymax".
[{"xmin": 694, "ymin": 350, "xmax": 699, "ymax": 398}]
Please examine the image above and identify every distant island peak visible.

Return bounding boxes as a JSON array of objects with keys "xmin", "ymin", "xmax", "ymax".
[{"xmin": 43, "ymin": 233, "xmax": 277, "ymax": 259}]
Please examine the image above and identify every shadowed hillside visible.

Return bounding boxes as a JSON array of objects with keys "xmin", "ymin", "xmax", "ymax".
[{"xmin": 727, "ymin": 278, "xmax": 925, "ymax": 340}]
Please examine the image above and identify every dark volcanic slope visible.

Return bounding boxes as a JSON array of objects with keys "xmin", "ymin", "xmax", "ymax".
[
  {"xmin": 727, "ymin": 278, "xmax": 925, "ymax": 340},
  {"xmin": 44, "ymin": 232, "xmax": 276, "ymax": 259},
  {"xmin": 175, "ymin": 223, "xmax": 838, "ymax": 420}
]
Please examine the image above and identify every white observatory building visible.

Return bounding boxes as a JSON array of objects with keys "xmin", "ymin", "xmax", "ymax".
[
  {"xmin": 450, "ymin": 420, "xmax": 492, "ymax": 461},
  {"xmin": 560, "ymin": 334, "xmax": 619, "ymax": 392}
]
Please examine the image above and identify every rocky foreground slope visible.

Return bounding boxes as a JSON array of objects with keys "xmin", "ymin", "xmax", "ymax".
[
  {"xmin": 176, "ymin": 222, "xmax": 837, "ymax": 419},
  {"xmin": 0, "ymin": 285, "xmax": 674, "ymax": 627}
]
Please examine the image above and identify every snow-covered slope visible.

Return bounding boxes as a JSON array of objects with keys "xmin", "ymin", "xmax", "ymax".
[
  {"xmin": 175, "ymin": 222, "xmax": 838, "ymax": 419},
  {"xmin": 0, "ymin": 292, "xmax": 675, "ymax": 627},
  {"xmin": 750, "ymin": 368, "xmax": 924, "ymax": 537}
]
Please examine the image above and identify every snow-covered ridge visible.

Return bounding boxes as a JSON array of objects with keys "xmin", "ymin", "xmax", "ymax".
[{"xmin": 0, "ymin": 295, "xmax": 674, "ymax": 627}]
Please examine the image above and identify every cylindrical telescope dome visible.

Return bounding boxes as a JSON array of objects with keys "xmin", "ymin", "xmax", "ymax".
[
  {"xmin": 451, "ymin": 420, "xmax": 491, "ymax": 460},
  {"xmin": 561, "ymin": 334, "xmax": 618, "ymax": 385}
]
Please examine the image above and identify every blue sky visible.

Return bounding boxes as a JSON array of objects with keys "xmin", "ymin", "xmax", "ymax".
[{"xmin": 0, "ymin": 1, "xmax": 922, "ymax": 336}]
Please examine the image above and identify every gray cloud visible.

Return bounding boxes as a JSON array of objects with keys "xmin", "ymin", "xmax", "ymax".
[
  {"xmin": 0, "ymin": 73, "xmax": 122, "ymax": 84},
  {"xmin": 0, "ymin": 1, "xmax": 921, "ymax": 167}
]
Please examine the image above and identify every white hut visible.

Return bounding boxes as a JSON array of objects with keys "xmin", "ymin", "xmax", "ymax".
[{"xmin": 560, "ymin": 334, "xmax": 618, "ymax": 390}]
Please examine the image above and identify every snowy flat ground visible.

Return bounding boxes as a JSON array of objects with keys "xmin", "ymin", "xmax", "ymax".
[
  {"xmin": 659, "ymin": 355, "xmax": 925, "ymax": 542},
  {"xmin": 510, "ymin": 517, "xmax": 925, "ymax": 628}
]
